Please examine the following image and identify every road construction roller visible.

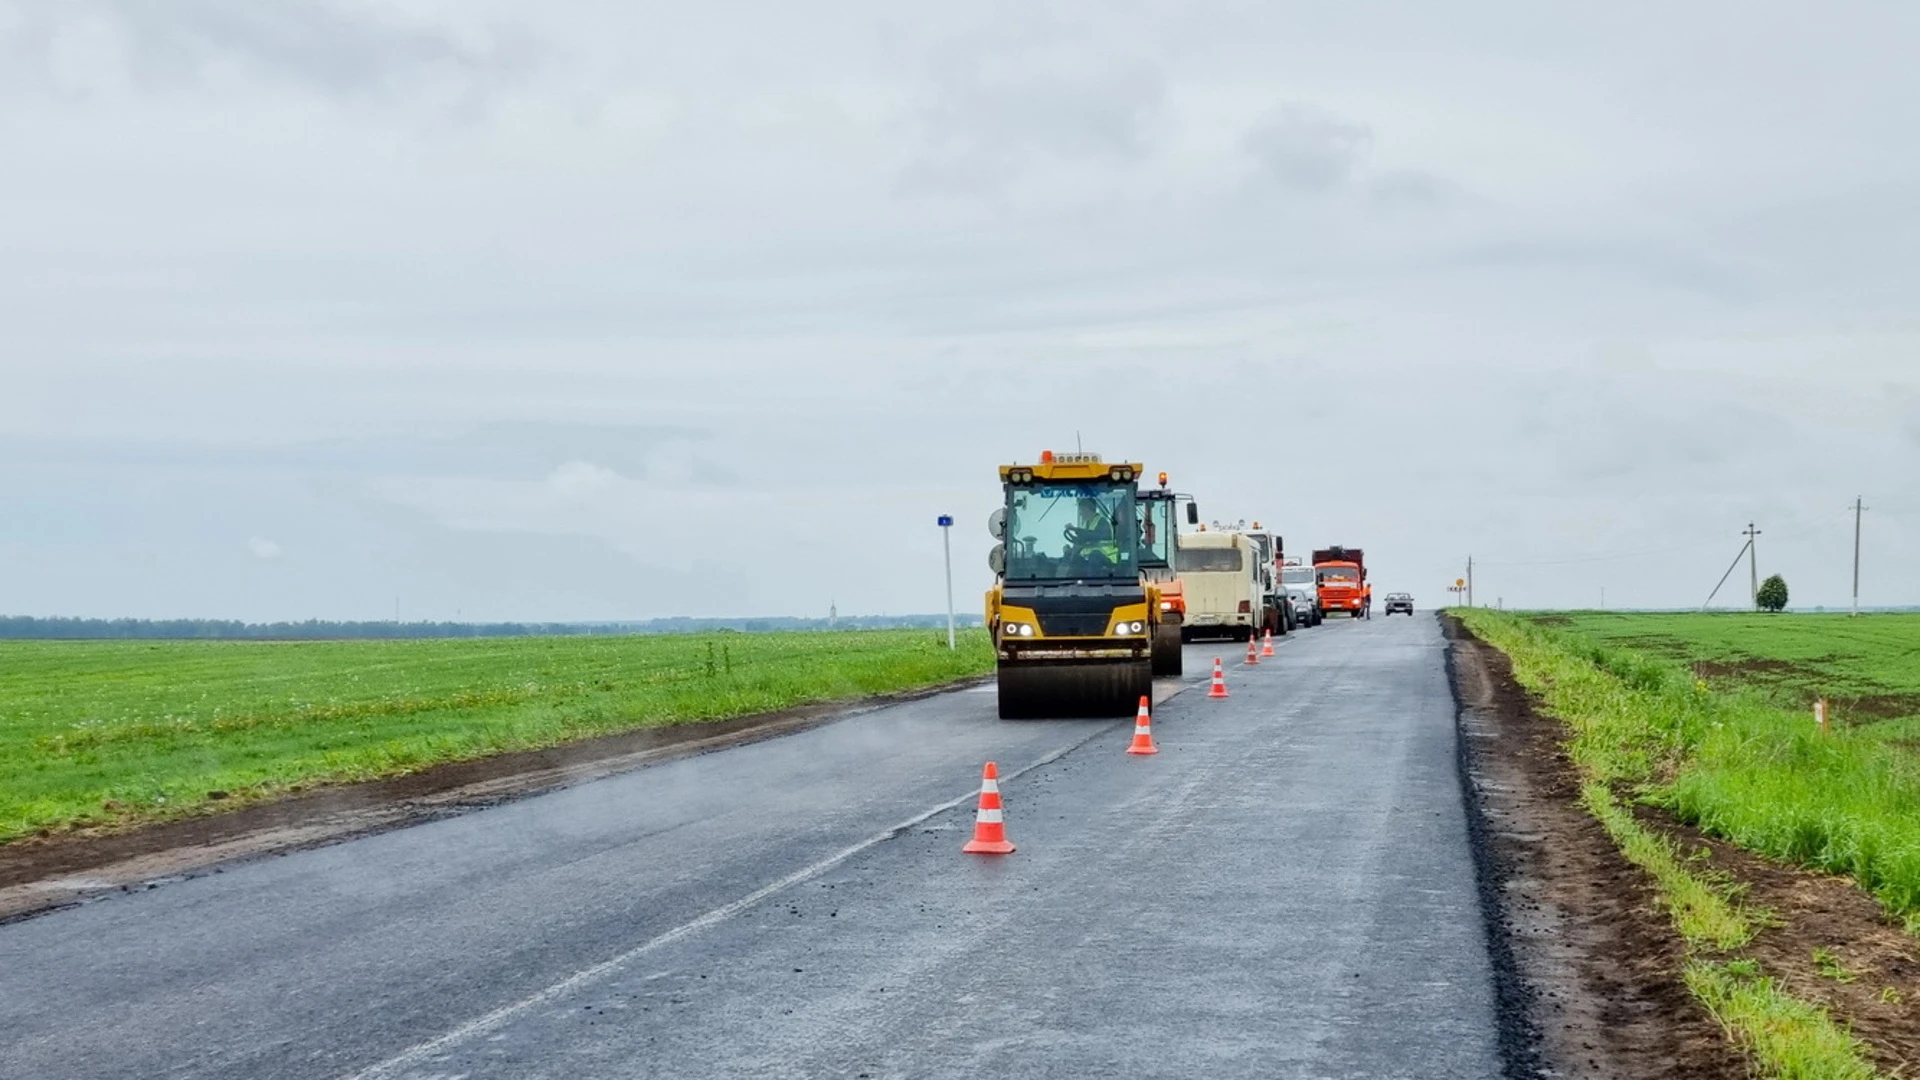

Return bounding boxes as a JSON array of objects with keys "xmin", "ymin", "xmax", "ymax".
[
  {"xmin": 1137, "ymin": 472, "xmax": 1199, "ymax": 677},
  {"xmin": 985, "ymin": 451, "xmax": 1167, "ymax": 719}
]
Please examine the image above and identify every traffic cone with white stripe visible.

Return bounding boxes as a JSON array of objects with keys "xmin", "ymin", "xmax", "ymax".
[
  {"xmin": 962, "ymin": 761, "xmax": 1015, "ymax": 855},
  {"xmin": 1245, "ymin": 635, "xmax": 1260, "ymax": 665},
  {"xmin": 1261, "ymin": 629, "xmax": 1276, "ymax": 657},
  {"xmin": 1208, "ymin": 658, "xmax": 1229, "ymax": 698},
  {"xmin": 1126, "ymin": 696, "xmax": 1158, "ymax": 755}
]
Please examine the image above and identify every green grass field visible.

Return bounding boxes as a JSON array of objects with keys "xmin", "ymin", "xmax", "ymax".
[
  {"xmin": 1463, "ymin": 611, "xmax": 1920, "ymax": 919},
  {"xmin": 1459, "ymin": 610, "xmax": 1918, "ymax": 1077},
  {"xmin": 1533, "ymin": 612, "xmax": 1920, "ymax": 728},
  {"xmin": 0, "ymin": 630, "xmax": 993, "ymax": 844}
]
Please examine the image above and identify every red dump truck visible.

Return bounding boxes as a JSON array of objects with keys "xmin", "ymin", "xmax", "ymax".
[{"xmin": 1312, "ymin": 546, "xmax": 1371, "ymax": 619}]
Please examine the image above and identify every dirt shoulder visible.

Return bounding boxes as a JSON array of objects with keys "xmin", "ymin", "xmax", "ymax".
[
  {"xmin": 1447, "ymin": 615, "xmax": 1745, "ymax": 1078},
  {"xmin": 0, "ymin": 677, "xmax": 986, "ymax": 924}
]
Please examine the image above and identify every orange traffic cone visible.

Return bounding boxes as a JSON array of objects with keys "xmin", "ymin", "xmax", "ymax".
[
  {"xmin": 1208, "ymin": 658, "xmax": 1229, "ymax": 698},
  {"xmin": 1244, "ymin": 635, "xmax": 1260, "ymax": 665},
  {"xmin": 1126, "ymin": 696, "xmax": 1158, "ymax": 755},
  {"xmin": 962, "ymin": 762, "xmax": 1015, "ymax": 854},
  {"xmin": 1261, "ymin": 629, "xmax": 1276, "ymax": 657}
]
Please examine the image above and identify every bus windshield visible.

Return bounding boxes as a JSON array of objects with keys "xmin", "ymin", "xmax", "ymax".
[{"xmin": 1004, "ymin": 481, "xmax": 1139, "ymax": 582}]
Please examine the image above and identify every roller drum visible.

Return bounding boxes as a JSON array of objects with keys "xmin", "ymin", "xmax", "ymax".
[{"xmin": 997, "ymin": 660, "xmax": 1152, "ymax": 719}]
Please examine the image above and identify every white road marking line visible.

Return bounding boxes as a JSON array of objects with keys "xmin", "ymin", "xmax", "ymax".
[{"xmin": 339, "ymin": 723, "xmax": 1119, "ymax": 1080}]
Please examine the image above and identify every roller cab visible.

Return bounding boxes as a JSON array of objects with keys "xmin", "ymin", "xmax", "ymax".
[
  {"xmin": 1136, "ymin": 476, "xmax": 1196, "ymax": 677},
  {"xmin": 986, "ymin": 452, "xmax": 1155, "ymax": 719}
]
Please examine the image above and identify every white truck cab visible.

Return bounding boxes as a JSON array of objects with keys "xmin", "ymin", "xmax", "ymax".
[{"xmin": 1278, "ymin": 557, "xmax": 1321, "ymax": 626}]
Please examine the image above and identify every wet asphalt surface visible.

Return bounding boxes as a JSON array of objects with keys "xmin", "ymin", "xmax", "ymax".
[{"xmin": 0, "ymin": 613, "xmax": 1497, "ymax": 1079}]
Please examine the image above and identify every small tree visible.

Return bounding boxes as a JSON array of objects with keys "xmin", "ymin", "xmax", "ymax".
[{"xmin": 1757, "ymin": 574, "xmax": 1789, "ymax": 612}]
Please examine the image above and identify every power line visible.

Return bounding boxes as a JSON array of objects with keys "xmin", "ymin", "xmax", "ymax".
[{"xmin": 1476, "ymin": 508, "xmax": 1848, "ymax": 569}]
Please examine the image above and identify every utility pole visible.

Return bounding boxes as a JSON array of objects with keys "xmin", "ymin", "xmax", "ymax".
[
  {"xmin": 1466, "ymin": 556, "xmax": 1474, "ymax": 608},
  {"xmin": 1852, "ymin": 497, "xmax": 1868, "ymax": 617},
  {"xmin": 1742, "ymin": 523, "xmax": 1762, "ymax": 610}
]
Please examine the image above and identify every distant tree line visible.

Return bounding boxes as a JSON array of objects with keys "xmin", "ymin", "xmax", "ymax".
[{"xmin": 0, "ymin": 614, "xmax": 985, "ymax": 641}]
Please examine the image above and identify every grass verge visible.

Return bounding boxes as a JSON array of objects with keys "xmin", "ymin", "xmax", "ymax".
[
  {"xmin": 0, "ymin": 629, "xmax": 993, "ymax": 843},
  {"xmin": 1458, "ymin": 609, "xmax": 1887, "ymax": 1078}
]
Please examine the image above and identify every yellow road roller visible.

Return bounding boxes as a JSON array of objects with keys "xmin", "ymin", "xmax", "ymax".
[{"xmin": 985, "ymin": 451, "xmax": 1165, "ymax": 718}]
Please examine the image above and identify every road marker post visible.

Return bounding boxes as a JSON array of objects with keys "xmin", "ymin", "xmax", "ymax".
[
  {"xmin": 1815, "ymin": 698, "xmax": 1830, "ymax": 735},
  {"xmin": 937, "ymin": 514, "xmax": 956, "ymax": 650},
  {"xmin": 1126, "ymin": 696, "xmax": 1159, "ymax": 755},
  {"xmin": 962, "ymin": 762, "xmax": 1015, "ymax": 855}
]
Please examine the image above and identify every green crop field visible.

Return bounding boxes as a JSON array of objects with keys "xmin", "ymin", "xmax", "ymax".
[
  {"xmin": 0, "ymin": 630, "xmax": 993, "ymax": 844},
  {"xmin": 1463, "ymin": 610, "xmax": 1920, "ymax": 920},
  {"xmin": 1461, "ymin": 610, "xmax": 1920, "ymax": 1076},
  {"xmin": 1529, "ymin": 612, "xmax": 1920, "ymax": 731}
]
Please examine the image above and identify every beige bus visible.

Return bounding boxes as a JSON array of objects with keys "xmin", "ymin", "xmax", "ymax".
[{"xmin": 1174, "ymin": 530, "xmax": 1268, "ymax": 641}]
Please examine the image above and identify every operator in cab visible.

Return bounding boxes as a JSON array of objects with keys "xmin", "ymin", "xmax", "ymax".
[{"xmin": 1065, "ymin": 495, "xmax": 1125, "ymax": 571}]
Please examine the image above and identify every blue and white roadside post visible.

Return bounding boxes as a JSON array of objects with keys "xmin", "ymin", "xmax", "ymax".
[{"xmin": 937, "ymin": 514, "xmax": 956, "ymax": 649}]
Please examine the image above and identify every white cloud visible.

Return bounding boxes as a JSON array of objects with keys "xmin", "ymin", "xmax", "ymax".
[
  {"xmin": 247, "ymin": 536, "xmax": 281, "ymax": 559},
  {"xmin": 544, "ymin": 460, "xmax": 619, "ymax": 499},
  {"xmin": 3, "ymin": 2, "xmax": 1919, "ymax": 618}
]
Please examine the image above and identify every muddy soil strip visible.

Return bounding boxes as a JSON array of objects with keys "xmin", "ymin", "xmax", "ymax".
[
  {"xmin": 1638, "ymin": 808, "xmax": 1920, "ymax": 1074},
  {"xmin": 0, "ymin": 678, "xmax": 986, "ymax": 923},
  {"xmin": 1446, "ymin": 616, "xmax": 1745, "ymax": 1078}
]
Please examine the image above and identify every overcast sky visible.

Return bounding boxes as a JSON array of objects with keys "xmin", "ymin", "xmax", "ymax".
[{"xmin": 4, "ymin": 0, "xmax": 1918, "ymax": 621}]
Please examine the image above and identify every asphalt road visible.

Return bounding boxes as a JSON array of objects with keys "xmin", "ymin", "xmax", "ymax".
[{"xmin": 0, "ymin": 613, "xmax": 1497, "ymax": 1079}]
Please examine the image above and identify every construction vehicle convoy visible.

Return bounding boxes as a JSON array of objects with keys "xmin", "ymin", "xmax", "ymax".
[
  {"xmin": 1312, "ymin": 546, "xmax": 1371, "ymax": 618},
  {"xmin": 984, "ymin": 449, "xmax": 1377, "ymax": 716},
  {"xmin": 985, "ymin": 451, "xmax": 1165, "ymax": 718}
]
